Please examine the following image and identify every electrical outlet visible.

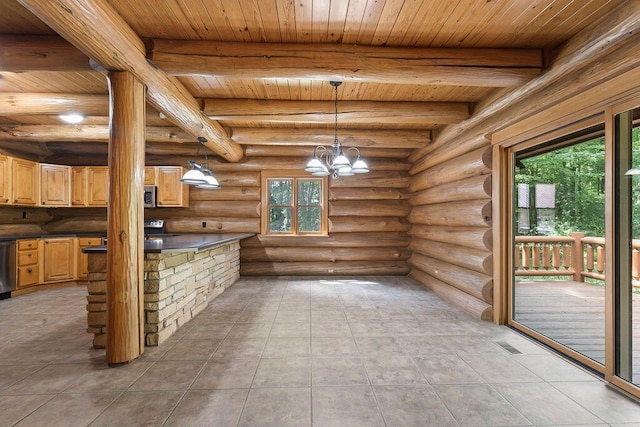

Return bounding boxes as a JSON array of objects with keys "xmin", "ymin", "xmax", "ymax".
[{"xmin": 202, "ymin": 221, "xmax": 206, "ymax": 228}]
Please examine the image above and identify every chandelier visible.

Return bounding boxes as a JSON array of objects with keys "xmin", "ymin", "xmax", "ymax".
[
  {"xmin": 305, "ymin": 81, "xmax": 369, "ymax": 178},
  {"xmin": 179, "ymin": 137, "xmax": 220, "ymax": 189}
]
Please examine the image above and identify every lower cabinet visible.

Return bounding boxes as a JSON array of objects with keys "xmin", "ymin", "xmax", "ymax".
[
  {"xmin": 16, "ymin": 236, "xmax": 101, "ymax": 288},
  {"xmin": 76, "ymin": 237, "xmax": 102, "ymax": 280},
  {"xmin": 16, "ymin": 239, "xmax": 40, "ymax": 288},
  {"xmin": 43, "ymin": 238, "xmax": 75, "ymax": 282}
]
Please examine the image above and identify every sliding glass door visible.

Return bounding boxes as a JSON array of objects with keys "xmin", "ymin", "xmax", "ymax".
[{"xmin": 511, "ymin": 126, "xmax": 606, "ymax": 368}]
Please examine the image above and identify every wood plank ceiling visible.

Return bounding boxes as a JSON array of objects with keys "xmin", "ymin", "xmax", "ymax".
[{"xmin": 0, "ymin": 0, "xmax": 627, "ymax": 162}]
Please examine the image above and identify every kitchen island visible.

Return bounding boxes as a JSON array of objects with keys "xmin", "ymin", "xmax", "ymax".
[{"xmin": 84, "ymin": 233, "xmax": 254, "ymax": 348}]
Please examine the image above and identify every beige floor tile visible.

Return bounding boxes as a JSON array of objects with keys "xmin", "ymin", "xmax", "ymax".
[
  {"xmin": 227, "ymin": 322, "xmax": 272, "ymax": 338},
  {"xmin": 213, "ymin": 336, "xmax": 267, "ymax": 358},
  {"xmin": 269, "ymin": 321, "xmax": 311, "ymax": 338},
  {"xmin": 0, "ymin": 394, "xmax": 55, "ymax": 427},
  {"xmin": 312, "ymin": 386, "xmax": 385, "ymax": 427},
  {"xmin": 374, "ymin": 385, "xmax": 458, "ymax": 426},
  {"xmin": 65, "ymin": 361, "xmax": 153, "ymax": 392},
  {"xmin": 311, "ymin": 309, "xmax": 346, "ymax": 322},
  {"xmin": 2, "ymin": 363, "xmax": 94, "ymax": 395},
  {"xmin": 252, "ymin": 357, "xmax": 311, "ymax": 387},
  {"xmin": 180, "ymin": 322, "xmax": 234, "ymax": 340},
  {"xmin": 160, "ymin": 338, "xmax": 222, "ymax": 361},
  {"xmin": 311, "ymin": 357, "xmax": 369, "ymax": 386},
  {"xmin": 191, "ymin": 357, "xmax": 259, "ymax": 389},
  {"xmin": 435, "ymin": 383, "xmax": 531, "ymax": 426},
  {"xmin": 275, "ymin": 310, "xmax": 311, "ymax": 323},
  {"xmin": 551, "ymin": 381, "xmax": 640, "ymax": 423},
  {"xmin": 238, "ymin": 387, "xmax": 311, "ymax": 427},
  {"xmin": 354, "ymin": 336, "xmax": 407, "ymax": 356},
  {"xmin": 497, "ymin": 382, "xmax": 604, "ymax": 425},
  {"xmin": 89, "ymin": 391, "xmax": 183, "ymax": 426},
  {"xmin": 513, "ymin": 353, "xmax": 600, "ymax": 382},
  {"xmin": 15, "ymin": 391, "xmax": 120, "ymax": 427},
  {"xmin": 311, "ymin": 321, "xmax": 352, "ymax": 337},
  {"xmin": 0, "ymin": 364, "xmax": 46, "ymax": 392},
  {"xmin": 459, "ymin": 351, "xmax": 543, "ymax": 383},
  {"xmin": 164, "ymin": 389, "xmax": 248, "ymax": 427},
  {"xmin": 262, "ymin": 337, "xmax": 310, "ymax": 358},
  {"xmin": 413, "ymin": 354, "xmax": 484, "ymax": 384},
  {"xmin": 362, "ymin": 355, "xmax": 427, "ymax": 385},
  {"xmin": 129, "ymin": 360, "xmax": 205, "ymax": 391},
  {"xmin": 312, "ymin": 337, "xmax": 359, "ymax": 357}
]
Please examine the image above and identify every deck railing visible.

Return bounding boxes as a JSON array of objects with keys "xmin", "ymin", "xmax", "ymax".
[{"xmin": 514, "ymin": 232, "xmax": 636, "ymax": 284}]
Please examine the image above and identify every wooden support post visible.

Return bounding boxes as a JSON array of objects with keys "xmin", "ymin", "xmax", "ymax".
[
  {"xmin": 571, "ymin": 232, "xmax": 585, "ymax": 282},
  {"xmin": 106, "ymin": 71, "xmax": 145, "ymax": 365}
]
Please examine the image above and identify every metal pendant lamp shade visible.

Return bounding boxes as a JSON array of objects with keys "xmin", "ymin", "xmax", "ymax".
[{"xmin": 180, "ymin": 137, "xmax": 221, "ymax": 189}]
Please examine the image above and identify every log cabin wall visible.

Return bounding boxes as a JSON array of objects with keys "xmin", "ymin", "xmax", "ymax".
[
  {"xmin": 0, "ymin": 206, "xmax": 50, "ymax": 236},
  {"xmin": 43, "ymin": 145, "xmax": 413, "ymax": 276},
  {"xmin": 407, "ymin": 144, "xmax": 493, "ymax": 321}
]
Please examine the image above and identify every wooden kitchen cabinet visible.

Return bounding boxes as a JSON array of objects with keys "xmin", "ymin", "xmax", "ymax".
[
  {"xmin": 16, "ymin": 238, "xmax": 41, "ymax": 288},
  {"xmin": 156, "ymin": 166, "xmax": 189, "ymax": 207},
  {"xmin": 0, "ymin": 155, "xmax": 11, "ymax": 205},
  {"xmin": 43, "ymin": 237, "xmax": 75, "ymax": 282},
  {"xmin": 71, "ymin": 166, "xmax": 88, "ymax": 206},
  {"xmin": 11, "ymin": 158, "xmax": 39, "ymax": 206},
  {"xmin": 76, "ymin": 237, "xmax": 102, "ymax": 280},
  {"xmin": 40, "ymin": 163, "xmax": 71, "ymax": 207},
  {"xmin": 87, "ymin": 166, "xmax": 108, "ymax": 207},
  {"xmin": 144, "ymin": 166, "xmax": 156, "ymax": 186}
]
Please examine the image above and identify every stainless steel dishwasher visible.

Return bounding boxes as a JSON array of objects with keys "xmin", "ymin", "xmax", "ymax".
[{"xmin": 0, "ymin": 240, "xmax": 16, "ymax": 298}]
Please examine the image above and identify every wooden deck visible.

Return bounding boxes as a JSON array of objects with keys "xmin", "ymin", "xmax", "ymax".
[{"xmin": 514, "ymin": 280, "xmax": 640, "ymax": 383}]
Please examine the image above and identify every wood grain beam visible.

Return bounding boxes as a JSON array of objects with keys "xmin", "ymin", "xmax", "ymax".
[
  {"xmin": 0, "ymin": 125, "xmax": 193, "ymax": 143},
  {"xmin": 0, "ymin": 35, "xmax": 91, "ymax": 72},
  {"xmin": 229, "ymin": 128, "xmax": 430, "ymax": 149},
  {"xmin": 17, "ymin": 0, "xmax": 243, "ymax": 162},
  {"xmin": 202, "ymin": 99, "xmax": 468, "ymax": 126},
  {"xmin": 147, "ymin": 40, "xmax": 542, "ymax": 87},
  {"xmin": 0, "ymin": 93, "xmax": 107, "ymax": 116}
]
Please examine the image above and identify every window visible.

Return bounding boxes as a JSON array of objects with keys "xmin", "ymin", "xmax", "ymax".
[{"xmin": 261, "ymin": 171, "xmax": 328, "ymax": 235}]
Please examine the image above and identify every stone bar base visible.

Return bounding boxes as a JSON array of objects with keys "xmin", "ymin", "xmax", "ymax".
[{"xmin": 86, "ymin": 241, "xmax": 240, "ymax": 348}]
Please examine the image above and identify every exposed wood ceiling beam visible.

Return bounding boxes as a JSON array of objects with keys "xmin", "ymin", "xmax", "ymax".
[
  {"xmin": 0, "ymin": 93, "xmax": 106, "ymax": 116},
  {"xmin": 0, "ymin": 125, "xmax": 426, "ymax": 149},
  {"xmin": 0, "ymin": 35, "xmax": 92, "ymax": 72},
  {"xmin": 16, "ymin": 0, "xmax": 243, "ymax": 162},
  {"xmin": 0, "ymin": 125, "xmax": 193, "ymax": 143},
  {"xmin": 202, "ymin": 99, "xmax": 469, "ymax": 126},
  {"xmin": 147, "ymin": 40, "xmax": 543, "ymax": 87},
  {"xmin": 229, "ymin": 128, "xmax": 429, "ymax": 149}
]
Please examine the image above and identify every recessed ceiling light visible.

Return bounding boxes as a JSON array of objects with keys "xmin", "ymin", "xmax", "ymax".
[{"xmin": 59, "ymin": 114, "xmax": 84, "ymax": 124}]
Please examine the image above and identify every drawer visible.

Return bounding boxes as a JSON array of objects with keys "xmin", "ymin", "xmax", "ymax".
[
  {"xmin": 17, "ymin": 239, "xmax": 39, "ymax": 251},
  {"xmin": 17, "ymin": 265, "xmax": 39, "ymax": 287},
  {"xmin": 17, "ymin": 250, "xmax": 38, "ymax": 266},
  {"xmin": 78, "ymin": 237, "xmax": 102, "ymax": 247}
]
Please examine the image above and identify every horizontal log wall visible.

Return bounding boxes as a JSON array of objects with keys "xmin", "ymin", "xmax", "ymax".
[
  {"xmin": 408, "ymin": 144, "xmax": 493, "ymax": 320},
  {"xmin": 0, "ymin": 207, "xmax": 50, "ymax": 236},
  {"xmin": 43, "ymin": 145, "xmax": 412, "ymax": 276}
]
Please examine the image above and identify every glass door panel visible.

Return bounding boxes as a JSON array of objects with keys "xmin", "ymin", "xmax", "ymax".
[
  {"xmin": 512, "ymin": 127, "xmax": 606, "ymax": 365},
  {"xmin": 615, "ymin": 107, "xmax": 640, "ymax": 385}
]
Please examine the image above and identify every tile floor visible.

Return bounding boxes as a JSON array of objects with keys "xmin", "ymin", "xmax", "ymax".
[{"xmin": 1, "ymin": 276, "xmax": 640, "ymax": 426}]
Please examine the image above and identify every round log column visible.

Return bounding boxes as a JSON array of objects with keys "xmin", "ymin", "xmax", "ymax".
[{"xmin": 106, "ymin": 71, "xmax": 145, "ymax": 365}]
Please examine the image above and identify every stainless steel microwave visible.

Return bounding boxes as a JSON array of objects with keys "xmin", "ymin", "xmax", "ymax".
[{"xmin": 143, "ymin": 185, "xmax": 157, "ymax": 208}]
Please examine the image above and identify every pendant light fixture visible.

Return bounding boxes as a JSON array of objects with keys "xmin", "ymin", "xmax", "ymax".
[
  {"xmin": 305, "ymin": 81, "xmax": 369, "ymax": 179},
  {"xmin": 180, "ymin": 137, "xmax": 220, "ymax": 189}
]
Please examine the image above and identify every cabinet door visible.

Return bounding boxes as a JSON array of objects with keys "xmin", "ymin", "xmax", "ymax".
[
  {"xmin": 40, "ymin": 164, "xmax": 71, "ymax": 207},
  {"xmin": 76, "ymin": 237, "xmax": 102, "ymax": 280},
  {"xmin": 11, "ymin": 158, "xmax": 39, "ymax": 206},
  {"xmin": 71, "ymin": 167, "xmax": 87, "ymax": 206},
  {"xmin": 157, "ymin": 166, "xmax": 188, "ymax": 207},
  {"xmin": 0, "ymin": 155, "xmax": 11, "ymax": 205},
  {"xmin": 144, "ymin": 166, "xmax": 157, "ymax": 185},
  {"xmin": 43, "ymin": 238, "xmax": 75, "ymax": 282},
  {"xmin": 87, "ymin": 166, "xmax": 109, "ymax": 206}
]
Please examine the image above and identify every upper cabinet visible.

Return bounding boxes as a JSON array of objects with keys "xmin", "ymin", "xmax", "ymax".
[
  {"xmin": 11, "ymin": 158, "xmax": 39, "ymax": 206},
  {"xmin": 156, "ymin": 166, "xmax": 189, "ymax": 207},
  {"xmin": 0, "ymin": 156, "xmax": 187, "ymax": 208},
  {"xmin": 0, "ymin": 155, "xmax": 11, "ymax": 205},
  {"xmin": 71, "ymin": 166, "xmax": 87, "ymax": 206},
  {"xmin": 86, "ymin": 166, "xmax": 109, "ymax": 207},
  {"xmin": 40, "ymin": 163, "xmax": 71, "ymax": 207}
]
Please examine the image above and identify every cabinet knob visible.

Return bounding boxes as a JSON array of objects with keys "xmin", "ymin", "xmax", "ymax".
[
  {"xmin": 27, "ymin": 268, "xmax": 32, "ymax": 273},
  {"xmin": 27, "ymin": 243, "xmax": 32, "ymax": 247},
  {"xmin": 28, "ymin": 254, "xmax": 32, "ymax": 257}
]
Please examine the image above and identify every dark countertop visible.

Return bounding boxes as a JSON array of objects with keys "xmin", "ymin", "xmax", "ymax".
[{"xmin": 82, "ymin": 233, "xmax": 255, "ymax": 254}]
